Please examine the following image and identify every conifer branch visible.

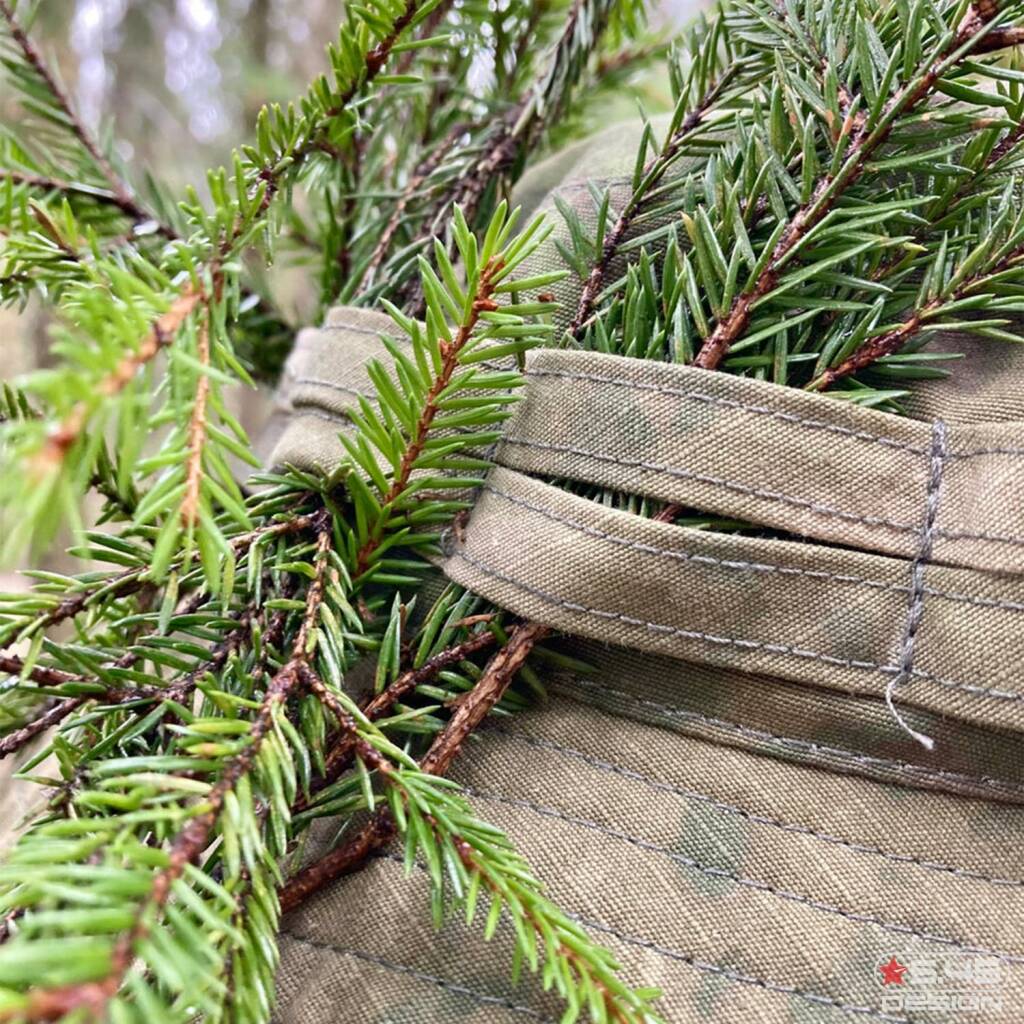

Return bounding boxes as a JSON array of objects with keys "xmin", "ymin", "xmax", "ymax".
[
  {"xmin": 318, "ymin": 627, "xmax": 498, "ymax": 784},
  {"xmin": 692, "ymin": 0, "xmax": 1006, "ymax": 371},
  {"xmin": 37, "ymin": 285, "xmax": 204, "ymax": 468},
  {"xmin": 7, "ymin": 515, "xmax": 332, "ymax": 1021},
  {"xmin": 0, "ymin": 0, "xmax": 178, "ymax": 240},
  {"xmin": 353, "ymin": 255, "xmax": 503, "ymax": 580},
  {"xmin": 567, "ymin": 59, "xmax": 740, "ymax": 339}
]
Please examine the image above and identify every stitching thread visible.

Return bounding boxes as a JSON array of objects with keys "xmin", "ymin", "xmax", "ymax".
[
  {"xmin": 526, "ymin": 365, "xmax": 929, "ymax": 456},
  {"xmin": 492, "ymin": 727, "xmax": 1024, "ymax": 888},
  {"xmin": 280, "ymin": 934, "xmax": 550, "ymax": 1019},
  {"xmin": 525, "ymin": 364, "xmax": 1024, "ymax": 460},
  {"xmin": 464, "ymin": 786, "xmax": 1024, "ymax": 964},
  {"xmin": 482, "ymin": 481, "xmax": 1024, "ymax": 615},
  {"xmin": 886, "ymin": 422, "xmax": 948, "ymax": 750},
  {"xmin": 499, "ymin": 435, "xmax": 1024, "ymax": 547},
  {"xmin": 448, "ymin": 546, "xmax": 1024, "ymax": 704},
  {"xmin": 560, "ymin": 674, "xmax": 1024, "ymax": 796}
]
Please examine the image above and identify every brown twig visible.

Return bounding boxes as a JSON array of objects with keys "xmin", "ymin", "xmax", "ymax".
[
  {"xmin": 0, "ymin": 654, "xmax": 77, "ymax": 687},
  {"xmin": 354, "ymin": 257, "xmax": 504, "ymax": 580},
  {"xmin": 808, "ymin": 246, "xmax": 1024, "ymax": 389},
  {"xmin": 567, "ymin": 69, "xmax": 737, "ymax": 339},
  {"xmin": 316, "ymin": 628, "xmax": 498, "ymax": 787},
  {"xmin": 278, "ymin": 621, "xmax": 547, "ymax": 911},
  {"xmin": 36, "ymin": 284, "xmax": 204, "ymax": 467},
  {"xmin": 12, "ymin": 515, "xmax": 333, "ymax": 1020},
  {"xmin": 421, "ymin": 621, "xmax": 549, "ymax": 774},
  {"xmin": 692, "ymin": 2, "xmax": 1004, "ymax": 371},
  {"xmin": 0, "ymin": 169, "xmax": 177, "ymax": 240},
  {"xmin": 0, "ymin": 510, "xmax": 321, "ymax": 654},
  {"xmin": 181, "ymin": 312, "xmax": 212, "ymax": 527}
]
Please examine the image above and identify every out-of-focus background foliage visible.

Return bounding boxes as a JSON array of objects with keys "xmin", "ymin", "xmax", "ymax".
[{"xmin": 0, "ymin": 0, "xmax": 698, "ymax": 589}]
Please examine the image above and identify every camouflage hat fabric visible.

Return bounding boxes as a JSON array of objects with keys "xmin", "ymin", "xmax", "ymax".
[{"xmin": 268, "ymin": 116, "xmax": 1024, "ymax": 1023}]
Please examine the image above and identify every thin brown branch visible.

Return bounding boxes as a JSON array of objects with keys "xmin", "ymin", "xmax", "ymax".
[
  {"xmin": 0, "ymin": 1, "xmax": 176, "ymax": 237},
  {"xmin": 692, "ymin": 2, "xmax": 1004, "ymax": 371},
  {"xmin": 279, "ymin": 621, "xmax": 547, "ymax": 911},
  {"xmin": 316, "ymin": 628, "xmax": 498, "ymax": 787},
  {"xmin": 973, "ymin": 23, "xmax": 1024, "ymax": 51},
  {"xmin": 0, "ymin": 169, "xmax": 177, "ymax": 240},
  {"xmin": 14, "ymin": 519, "xmax": 333, "ymax": 1019},
  {"xmin": 567, "ymin": 71, "xmax": 736, "ymax": 339},
  {"xmin": 36, "ymin": 284, "xmax": 203, "ymax": 467},
  {"xmin": 0, "ymin": 654, "xmax": 77, "ymax": 687},
  {"xmin": 357, "ymin": 123, "xmax": 467, "ymax": 292},
  {"xmin": 354, "ymin": 258, "xmax": 503, "ymax": 580},
  {"xmin": 0, "ymin": 509, "xmax": 321, "ymax": 654},
  {"xmin": 0, "ymin": 697, "xmax": 84, "ymax": 759},
  {"xmin": 181, "ymin": 313, "xmax": 212, "ymax": 528},
  {"xmin": 421, "ymin": 621, "xmax": 549, "ymax": 774},
  {"xmin": 808, "ymin": 246, "xmax": 1024, "ymax": 389}
]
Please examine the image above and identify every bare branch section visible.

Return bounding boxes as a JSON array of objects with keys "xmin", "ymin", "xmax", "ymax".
[
  {"xmin": 692, "ymin": 2, "xmax": 1006, "ymax": 371},
  {"xmin": 181, "ymin": 313, "xmax": 212, "ymax": 528},
  {"xmin": 279, "ymin": 621, "xmax": 548, "ymax": 909}
]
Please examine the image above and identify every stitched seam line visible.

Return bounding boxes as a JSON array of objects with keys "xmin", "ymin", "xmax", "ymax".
[
  {"xmin": 464, "ymin": 787, "xmax": 1024, "ymax": 965},
  {"xmin": 280, "ymin": 934, "xmax": 549, "ymax": 1020},
  {"xmin": 289, "ymin": 358, "xmax": 1024, "ymax": 461},
  {"xmin": 892, "ymin": 422, "xmax": 948, "ymax": 702},
  {"xmin": 448, "ymin": 547, "xmax": 1024, "ymax": 704},
  {"xmin": 568, "ymin": 915, "xmax": 910, "ymax": 1023},
  {"xmin": 527, "ymin": 366, "xmax": 929, "ymax": 455},
  {"xmin": 499, "ymin": 436, "xmax": 1024, "ymax": 546},
  {"xmin": 320, "ymin": 322, "xmax": 390, "ymax": 338},
  {"xmin": 293, "ymin": 375, "xmax": 379, "ymax": 402},
  {"xmin": 482, "ymin": 482, "xmax": 1024, "ymax": 615},
  {"xmin": 525, "ymin": 365, "xmax": 1024, "ymax": 460},
  {"xmin": 560, "ymin": 674, "xmax": 1024, "ymax": 795},
  {"xmin": 492, "ymin": 728, "xmax": 1024, "ymax": 888},
  {"xmin": 372, "ymin": 854, "xmax": 910, "ymax": 1022}
]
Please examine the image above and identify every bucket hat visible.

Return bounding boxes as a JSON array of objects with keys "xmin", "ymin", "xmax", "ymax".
[{"xmin": 262, "ymin": 115, "xmax": 1024, "ymax": 1024}]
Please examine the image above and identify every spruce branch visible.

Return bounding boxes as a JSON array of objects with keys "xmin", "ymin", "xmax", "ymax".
[
  {"xmin": 0, "ymin": 0, "xmax": 153, "ymax": 227},
  {"xmin": 691, "ymin": 0, "xmax": 1008, "ymax": 370},
  {"xmin": 567, "ymin": 15, "xmax": 746, "ymax": 339}
]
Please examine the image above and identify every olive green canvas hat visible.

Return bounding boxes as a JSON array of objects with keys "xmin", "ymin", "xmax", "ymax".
[{"xmin": 263, "ymin": 116, "xmax": 1024, "ymax": 1024}]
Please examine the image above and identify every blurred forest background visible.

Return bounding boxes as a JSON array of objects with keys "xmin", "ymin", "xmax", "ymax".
[{"xmin": 0, "ymin": 0, "xmax": 698, "ymax": 589}]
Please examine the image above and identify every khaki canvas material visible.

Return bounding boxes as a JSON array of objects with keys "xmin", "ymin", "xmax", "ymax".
[{"xmin": 262, "ymin": 115, "xmax": 1024, "ymax": 1023}]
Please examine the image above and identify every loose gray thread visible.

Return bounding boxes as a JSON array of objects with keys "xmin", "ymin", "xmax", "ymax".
[
  {"xmin": 448, "ymin": 546, "xmax": 1024, "ymax": 705},
  {"xmin": 498, "ymin": 435, "xmax": 1024, "ymax": 547},
  {"xmin": 464, "ymin": 787, "xmax": 1024, "ymax": 964},
  {"xmin": 493, "ymin": 727, "xmax": 1024, "ymax": 888},
  {"xmin": 281, "ymin": 934, "xmax": 550, "ymax": 1020},
  {"xmin": 561, "ymin": 673, "xmax": 1024, "ymax": 796},
  {"xmin": 886, "ymin": 421, "xmax": 947, "ymax": 751},
  {"xmin": 371, "ymin": 854, "xmax": 910, "ymax": 1022},
  {"xmin": 482, "ymin": 480, "xmax": 1024, "ymax": 616}
]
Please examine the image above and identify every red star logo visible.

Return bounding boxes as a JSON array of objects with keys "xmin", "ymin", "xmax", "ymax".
[{"xmin": 878, "ymin": 957, "xmax": 908, "ymax": 986}]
